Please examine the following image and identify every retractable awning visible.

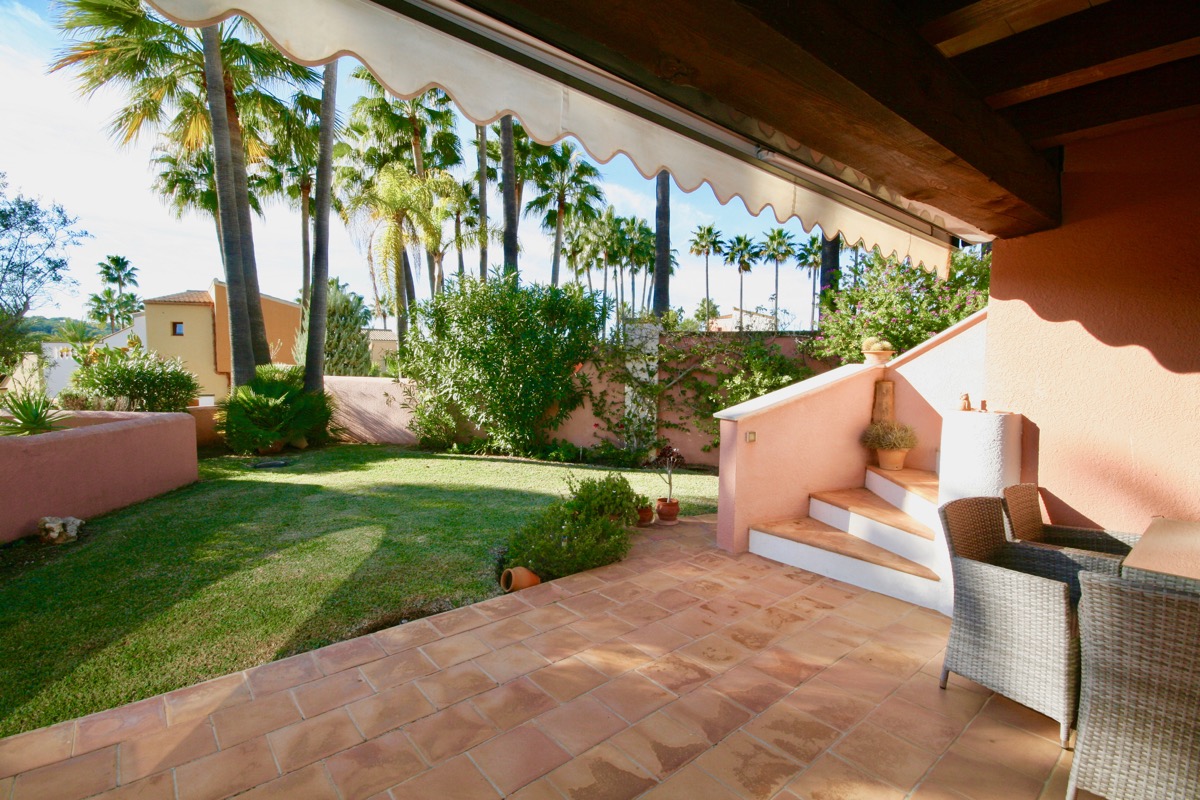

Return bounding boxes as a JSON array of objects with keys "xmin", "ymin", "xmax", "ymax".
[{"xmin": 149, "ymin": 0, "xmax": 956, "ymax": 274}]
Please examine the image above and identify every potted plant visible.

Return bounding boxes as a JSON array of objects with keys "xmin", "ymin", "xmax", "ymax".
[
  {"xmin": 651, "ymin": 444, "xmax": 684, "ymax": 525},
  {"xmin": 635, "ymin": 493, "xmax": 655, "ymax": 527},
  {"xmin": 861, "ymin": 420, "xmax": 917, "ymax": 470},
  {"xmin": 861, "ymin": 336, "xmax": 895, "ymax": 366}
]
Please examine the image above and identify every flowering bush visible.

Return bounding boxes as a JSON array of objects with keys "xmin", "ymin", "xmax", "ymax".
[
  {"xmin": 813, "ymin": 249, "xmax": 989, "ymax": 363},
  {"xmin": 69, "ymin": 343, "xmax": 200, "ymax": 412}
]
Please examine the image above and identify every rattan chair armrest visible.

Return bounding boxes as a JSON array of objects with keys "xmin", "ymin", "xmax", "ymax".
[
  {"xmin": 1042, "ymin": 525, "xmax": 1137, "ymax": 555},
  {"xmin": 953, "ymin": 555, "xmax": 1073, "ymax": 614},
  {"xmin": 996, "ymin": 541, "xmax": 1122, "ymax": 600}
]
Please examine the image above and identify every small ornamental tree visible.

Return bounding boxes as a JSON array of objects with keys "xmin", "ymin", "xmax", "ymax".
[
  {"xmin": 812, "ymin": 248, "xmax": 989, "ymax": 363},
  {"xmin": 296, "ymin": 279, "xmax": 373, "ymax": 376},
  {"xmin": 398, "ymin": 274, "xmax": 607, "ymax": 454}
]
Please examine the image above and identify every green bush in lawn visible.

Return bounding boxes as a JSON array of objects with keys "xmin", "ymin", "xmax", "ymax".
[
  {"xmin": 69, "ymin": 343, "xmax": 200, "ymax": 412},
  {"xmin": 503, "ymin": 473, "xmax": 638, "ymax": 580},
  {"xmin": 293, "ymin": 279, "xmax": 374, "ymax": 377},
  {"xmin": 216, "ymin": 364, "xmax": 335, "ymax": 453}
]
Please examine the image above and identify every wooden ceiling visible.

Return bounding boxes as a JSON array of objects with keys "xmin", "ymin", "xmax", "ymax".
[{"xmin": 446, "ymin": 0, "xmax": 1200, "ymax": 239}]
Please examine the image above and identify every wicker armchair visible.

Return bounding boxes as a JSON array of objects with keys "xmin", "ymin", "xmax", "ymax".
[
  {"xmin": 938, "ymin": 496, "xmax": 1123, "ymax": 747},
  {"xmin": 1067, "ymin": 572, "xmax": 1200, "ymax": 800},
  {"xmin": 1002, "ymin": 483, "xmax": 1138, "ymax": 555}
]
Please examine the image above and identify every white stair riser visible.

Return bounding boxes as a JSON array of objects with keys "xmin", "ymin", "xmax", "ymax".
[
  {"xmin": 749, "ymin": 531, "xmax": 952, "ymax": 614},
  {"xmin": 809, "ymin": 500, "xmax": 934, "ymax": 565},
  {"xmin": 864, "ymin": 470, "xmax": 940, "ymax": 530}
]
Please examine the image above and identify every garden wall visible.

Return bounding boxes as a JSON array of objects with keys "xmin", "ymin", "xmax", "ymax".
[
  {"xmin": 326, "ymin": 376, "xmax": 418, "ymax": 446},
  {"xmin": 0, "ymin": 411, "xmax": 198, "ymax": 543}
]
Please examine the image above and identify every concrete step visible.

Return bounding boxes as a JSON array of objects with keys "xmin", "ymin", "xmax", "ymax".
[
  {"xmin": 810, "ymin": 488, "xmax": 936, "ymax": 540},
  {"xmin": 753, "ymin": 517, "xmax": 939, "ymax": 581},
  {"xmin": 864, "ymin": 467, "xmax": 940, "ymax": 531}
]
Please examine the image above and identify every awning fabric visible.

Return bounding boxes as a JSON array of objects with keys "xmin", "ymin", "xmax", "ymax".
[{"xmin": 148, "ymin": 0, "xmax": 952, "ymax": 274}]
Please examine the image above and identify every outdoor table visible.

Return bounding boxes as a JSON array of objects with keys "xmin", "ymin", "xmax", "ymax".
[{"xmin": 1121, "ymin": 517, "xmax": 1200, "ymax": 592}]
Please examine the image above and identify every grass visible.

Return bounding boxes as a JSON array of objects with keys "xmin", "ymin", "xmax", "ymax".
[{"xmin": 0, "ymin": 444, "xmax": 718, "ymax": 738}]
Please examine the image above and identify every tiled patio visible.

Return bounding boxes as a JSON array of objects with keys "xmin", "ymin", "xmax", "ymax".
[{"xmin": 0, "ymin": 516, "xmax": 1098, "ymax": 800}]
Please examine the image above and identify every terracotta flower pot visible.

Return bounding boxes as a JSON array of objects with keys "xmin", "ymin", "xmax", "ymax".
[
  {"xmin": 637, "ymin": 506, "xmax": 655, "ymax": 527},
  {"xmin": 876, "ymin": 448, "xmax": 910, "ymax": 470},
  {"xmin": 862, "ymin": 350, "xmax": 895, "ymax": 366},
  {"xmin": 656, "ymin": 498, "xmax": 680, "ymax": 526},
  {"xmin": 500, "ymin": 566, "xmax": 541, "ymax": 592},
  {"xmin": 257, "ymin": 440, "xmax": 285, "ymax": 455}
]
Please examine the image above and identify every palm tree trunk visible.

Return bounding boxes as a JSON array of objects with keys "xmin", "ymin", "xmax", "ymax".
[
  {"xmin": 550, "ymin": 198, "xmax": 565, "ymax": 287},
  {"xmin": 303, "ymin": 60, "xmax": 336, "ymax": 394},
  {"xmin": 365, "ymin": 236, "xmax": 387, "ymax": 329},
  {"xmin": 476, "ymin": 124, "xmax": 488, "ymax": 280},
  {"xmin": 653, "ymin": 170, "xmax": 670, "ymax": 318},
  {"xmin": 500, "ymin": 115, "xmax": 519, "ymax": 276},
  {"xmin": 455, "ymin": 211, "xmax": 465, "ymax": 280},
  {"xmin": 404, "ymin": 249, "xmax": 417, "ymax": 312},
  {"xmin": 704, "ymin": 253, "xmax": 711, "ymax": 328},
  {"xmin": 201, "ymin": 26, "xmax": 254, "ymax": 387},
  {"xmin": 300, "ymin": 179, "xmax": 311, "ymax": 308},
  {"xmin": 773, "ymin": 258, "xmax": 780, "ymax": 331},
  {"xmin": 222, "ymin": 65, "xmax": 270, "ymax": 365},
  {"xmin": 601, "ymin": 257, "xmax": 609, "ymax": 336},
  {"xmin": 393, "ymin": 228, "xmax": 409, "ymax": 343},
  {"xmin": 818, "ymin": 234, "xmax": 841, "ymax": 327},
  {"xmin": 739, "ymin": 272, "xmax": 745, "ymax": 330}
]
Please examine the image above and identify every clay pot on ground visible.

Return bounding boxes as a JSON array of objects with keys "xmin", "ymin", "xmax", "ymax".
[
  {"xmin": 862, "ymin": 350, "xmax": 895, "ymax": 366},
  {"xmin": 257, "ymin": 440, "xmax": 285, "ymax": 455},
  {"xmin": 500, "ymin": 566, "xmax": 541, "ymax": 592},
  {"xmin": 637, "ymin": 506, "xmax": 655, "ymax": 527},
  {"xmin": 656, "ymin": 498, "xmax": 680, "ymax": 526},
  {"xmin": 289, "ymin": 435, "xmax": 309, "ymax": 450},
  {"xmin": 876, "ymin": 448, "xmax": 910, "ymax": 470}
]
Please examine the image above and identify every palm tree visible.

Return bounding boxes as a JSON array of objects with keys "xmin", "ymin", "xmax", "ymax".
[
  {"xmin": 87, "ymin": 287, "xmax": 140, "ymax": 334},
  {"xmin": 97, "ymin": 255, "xmax": 137, "ymax": 297},
  {"xmin": 689, "ymin": 224, "xmax": 724, "ymax": 328},
  {"xmin": 151, "ymin": 145, "xmax": 267, "ymax": 245},
  {"xmin": 303, "ymin": 60, "xmax": 337, "ymax": 394},
  {"xmin": 818, "ymin": 232, "xmax": 844, "ymax": 327},
  {"xmin": 499, "ymin": 115, "xmax": 519, "ymax": 276},
  {"xmin": 761, "ymin": 227, "xmax": 797, "ymax": 330},
  {"xmin": 653, "ymin": 171, "xmax": 671, "ymax": 318},
  {"xmin": 724, "ymin": 234, "xmax": 762, "ymax": 330},
  {"xmin": 621, "ymin": 217, "xmax": 654, "ymax": 321},
  {"xmin": 525, "ymin": 141, "xmax": 605, "ymax": 286},
  {"xmin": 795, "ymin": 234, "xmax": 822, "ymax": 329},
  {"xmin": 475, "ymin": 124, "xmax": 489, "ymax": 279},
  {"xmin": 591, "ymin": 206, "xmax": 623, "ymax": 335}
]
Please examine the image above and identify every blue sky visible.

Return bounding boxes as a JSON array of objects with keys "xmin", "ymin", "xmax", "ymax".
[{"xmin": 2, "ymin": 0, "xmax": 823, "ymax": 327}]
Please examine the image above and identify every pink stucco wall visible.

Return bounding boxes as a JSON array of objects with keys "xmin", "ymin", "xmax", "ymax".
[
  {"xmin": 0, "ymin": 412, "xmax": 198, "ymax": 543},
  {"xmin": 325, "ymin": 376, "xmax": 418, "ymax": 446},
  {"xmin": 988, "ymin": 115, "xmax": 1200, "ymax": 532},
  {"xmin": 187, "ymin": 406, "xmax": 221, "ymax": 447},
  {"xmin": 716, "ymin": 365, "xmax": 880, "ymax": 552}
]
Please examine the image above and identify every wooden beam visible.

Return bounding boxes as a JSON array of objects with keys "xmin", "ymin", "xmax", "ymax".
[
  {"xmin": 454, "ymin": 0, "xmax": 1062, "ymax": 238},
  {"xmin": 1001, "ymin": 55, "xmax": 1200, "ymax": 144},
  {"xmin": 899, "ymin": 0, "xmax": 1107, "ymax": 47},
  {"xmin": 953, "ymin": 0, "xmax": 1200, "ymax": 97}
]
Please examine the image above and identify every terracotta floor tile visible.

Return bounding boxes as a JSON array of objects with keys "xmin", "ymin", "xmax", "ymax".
[
  {"xmin": 393, "ymin": 754, "xmax": 500, "ymax": 799},
  {"xmin": 175, "ymin": 735, "xmax": 278, "ymax": 800},
  {"xmin": 266, "ymin": 707, "xmax": 364, "ymax": 773},
  {"xmin": 471, "ymin": 724, "xmax": 572, "ymax": 794},
  {"xmin": 675, "ymin": 577, "xmax": 732, "ymax": 600},
  {"xmin": 416, "ymin": 661, "xmax": 497, "ymax": 708},
  {"xmin": 429, "ymin": 605, "xmax": 490, "ymax": 636},
  {"xmin": 91, "ymin": 770, "xmax": 174, "ymax": 799},
  {"xmin": 726, "ymin": 585, "xmax": 782, "ymax": 611},
  {"xmin": 901, "ymin": 608, "xmax": 953, "ymax": 635},
  {"xmin": 895, "ymin": 672, "xmax": 990, "ymax": 724},
  {"xmin": 910, "ymin": 782, "xmax": 972, "ymax": 800},
  {"xmin": 528, "ymin": 655, "xmax": 608, "ymax": 702},
  {"xmin": 577, "ymin": 640, "xmax": 655, "ymax": 677},
  {"xmin": 866, "ymin": 696, "xmax": 964, "ymax": 753},
  {"xmin": 599, "ymin": 581, "xmax": 652, "ymax": 604},
  {"xmin": 471, "ymin": 677, "xmax": 558, "ymax": 730},
  {"xmin": 818, "ymin": 658, "xmax": 906, "ymax": 702},
  {"xmin": 570, "ymin": 614, "xmax": 637, "ymax": 643},
  {"xmin": 525, "ymin": 627, "xmax": 595, "ymax": 662},
  {"xmin": 558, "ymin": 590, "xmax": 619, "ymax": 618},
  {"xmin": 610, "ymin": 599, "xmax": 672, "ymax": 627},
  {"xmin": 925, "ymin": 747, "xmax": 1044, "ymax": 800},
  {"xmin": 783, "ymin": 679, "xmax": 877, "ymax": 731},
  {"xmin": 980, "ymin": 695, "xmax": 1063, "ymax": 745},
  {"xmin": 163, "ymin": 673, "xmax": 251, "ymax": 727},
  {"xmin": 509, "ymin": 778, "xmax": 567, "ymax": 799},
  {"xmin": 474, "ymin": 593, "xmax": 534, "ymax": 621},
  {"xmin": 325, "ymin": 728, "xmax": 426, "ymax": 800},
  {"xmin": 873, "ymin": 622, "xmax": 948, "ymax": 659},
  {"xmin": 474, "ymin": 617, "xmax": 539, "ymax": 650},
  {"xmin": 693, "ymin": 731, "xmax": 799, "ymax": 800},
  {"xmin": 661, "ymin": 606, "xmax": 726, "ymax": 639},
  {"xmin": 235, "ymin": 761, "xmax": 340, "ymax": 800},
  {"xmin": 801, "ymin": 582, "xmax": 860, "ymax": 609},
  {"xmin": 519, "ymin": 605, "xmax": 583, "ymax": 633},
  {"xmin": 405, "ymin": 702, "xmax": 497, "ymax": 763},
  {"xmin": 638, "ymin": 763, "xmax": 740, "ymax": 799},
  {"xmin": 591, "ymin": 672, "xmax": 675, "ymax": 723},
  {"xmin": 755, "ymin": 571, "xmax": 819, "ymax": 599},
  {"xmin": 628, "ymin": 570, "xmax": 682, "ymax": 593},
  {"xmin": 620, "ymin": 622, "xmax": 693, "ymax": 658},
  {"xmin": 660, "ymin": 687, "xmax": 751, "ymax": 744},
  {"xmin": 649, "ymin": 587, "xmax": 701, "ymax": 612},
  {"xmin": 473, "ymin": 643, "xmax": 550, "ymax": 683},
  {"xmin": 420, "ymin": 631, "xmax": 492, "ymax": 668},
  {"xmin": 245, "ymin": 653, "xmax": 323, "ymax": 698},
  {"xmin": 638, "ymin": 653, "xmax": 714, "ymax": 695},
  {"xmin": 359, "ymin": 648, "xmax": 438, "ymax": 691},
  {"xmin": 11, "ymin": 745, "xmax": 116, "ymax": 800},
  {"xmin": 292, "ymin": 668, "xmax": 374, "ymax": 718},
  {"xmin": 211, "ymin": 690, "xmax": 302, "ymax": 749},
  {"xmin": 513, "ymin": 581, "xmax": 571, "ymax": 608},
  {"xmin": 845, "ymin": 640, "xmax": 928, "ymax": 679},
  {"xmin": 722, "ymin": 617, "xmax": 789, "ymax": 653},
  {"xmin": 536, "ymin": 695, "xmax": 628, "ymax": 755},
  {"xmin": 312, "ymin": 636, "xmax": 387, "ymax": 676},
  {"xmin": 74, "ymin": 697, "xmax": 167, "ymax": 755},
  {"xmin": 695, "ymin": 596, "xmax": 756, "ymax": 625},
  {"xmin": 743, "ymin": 646, "xmax": 826, "ymax": 686},
  {"xmin": 703, "ymin": 664, "xmax": 791, "ymax": 714},
  {"xmin": 836, "ymin": 597, "xmax": 912, "ymax": 631},
  {"xmin": 785, "ymin": 754, "xmax": 905, "ymax": 800},
  {"xmin": 371, "ymin": 619, "xmax": 440, "ymax": 654},
  {"xmin": 555, "ymin": 572, "xmax": 607, "ymax": 595},
  {"xmin": 346, "ymin": 681, "xmax": 435, "ymax": 739},
  {"xmin": 834, "ymin": 721, "xmax": 939, "ymax": 790},
  {"xmin": 807, "ymin": 614, "xmax": 877, "ymax": 647},
  {"xmin": 119, "ymin": 720, "xmax": 217, "ymax": 784},
  {"xmin": 955, "ymin": 714, "xmax": 1062, "ymax": 781},
  {"xmin": 0, "ymin": 721, "xmax": 73, "ymax": 778},
  {"xmin": 679, "ymin": 634, "xmax": 754, "ymax": 673},
  {"xmin": 546, "ymin": 742, "xmax": 657, "ymax": 800},
  {"xmin": 742, "ymin": 705, "xmax": 840, "ymax": 766},
  {"xmin": 775, "ymin": 629, "xmax": 856, "ymax": 667},
  {"xmin": 610, "ymin": 712, "xmax": 709, "ymax": 778}
]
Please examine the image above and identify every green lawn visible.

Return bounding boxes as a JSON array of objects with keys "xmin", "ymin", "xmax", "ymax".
[{"xmin": 0, "ymin": 445, "xmax": 717, "ymax": 738}]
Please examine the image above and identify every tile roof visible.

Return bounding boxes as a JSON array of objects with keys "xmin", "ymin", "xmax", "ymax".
[
  {"xmin": 145, "ymin": 289, "xmax": 212, "ymax": 305},
  {"xmin": 368, "ymin": 329, "xmax": 399, "ymax": 342}
]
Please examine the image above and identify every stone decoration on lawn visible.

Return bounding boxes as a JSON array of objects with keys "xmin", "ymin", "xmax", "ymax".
[{"xmin": 38, "ymin": 516, "xmax": 84, "ymax": 544}]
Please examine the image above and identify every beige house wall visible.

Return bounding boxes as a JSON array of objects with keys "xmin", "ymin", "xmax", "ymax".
[{"xmin": 143, "ymin": 302, "xmax": 226, "ymax": 398}]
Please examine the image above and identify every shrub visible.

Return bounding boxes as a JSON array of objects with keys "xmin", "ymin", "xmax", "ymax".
[
  {"xmin": 70, "ymin": 344, "xmax": 200, "ymax": 412},
  {"xmin": 293, "ymin": 279, "xmax": 374, "ymax": 377},
  {"xmin": 503, "ymin": 473, "xmax": 637, "ymax": 580},
  {"xmin": 216, "ymin": 364, "xmax": 335, "ymax": 453},
  {"xmin": 861, "ymin": 420, "xmax": 917, "ymax": 450},
  {"xmin": 0, "ymin": 388, "xmax": 68, "ymax": 436}
]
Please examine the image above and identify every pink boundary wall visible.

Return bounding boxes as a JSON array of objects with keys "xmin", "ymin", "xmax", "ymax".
[
  {"xmin": 325, "ymin": 376, "xmax": 418, "ymax": 446},
  {"xmin": 0, "ymin": 411, "xmax": 198, "ymax": 543}
]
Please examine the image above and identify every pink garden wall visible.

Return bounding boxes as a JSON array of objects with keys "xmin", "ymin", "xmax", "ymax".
[{"xmin": 988, "ymin": 115, "xmax": 1200, "ymax": 533}]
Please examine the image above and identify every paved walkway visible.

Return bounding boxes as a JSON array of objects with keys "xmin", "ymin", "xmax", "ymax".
[{"xmin": 0, "ymin": 517, "xmax": 1095, "ymax": 800}]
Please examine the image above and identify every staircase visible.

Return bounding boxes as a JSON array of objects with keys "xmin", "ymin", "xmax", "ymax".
[{"xmin": 749, "ymin": 467, "xmax": 952, "ymax": 614}]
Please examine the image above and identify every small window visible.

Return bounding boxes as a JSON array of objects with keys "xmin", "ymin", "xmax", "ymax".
[{"xmin": 171, "ymin": 322, "xmax": 184, "ymax": 336}]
